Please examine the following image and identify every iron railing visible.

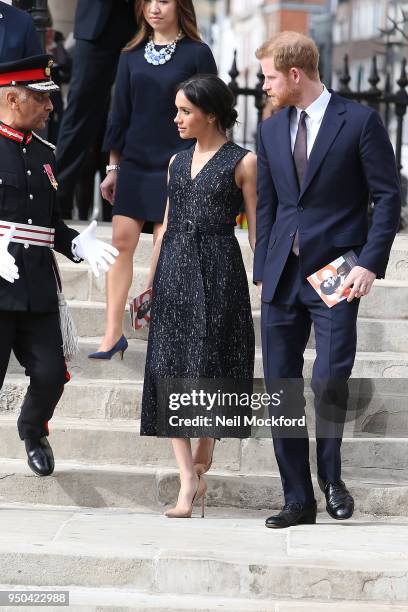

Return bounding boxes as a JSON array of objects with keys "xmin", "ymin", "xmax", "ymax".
[
  {"xmin": 13, "ymin": 0, "xmax": 49, "ymax": 50},
  {"xmin": 337, "ymin": 53, "xmax": 408, "ymax": 186},
  {"xmin": 228, "ymin": 51, "xmax": 264, "ymax": 149},
  {"xmin": 228, "ymin": 51, "xmax": 408, "ymax": 223}
]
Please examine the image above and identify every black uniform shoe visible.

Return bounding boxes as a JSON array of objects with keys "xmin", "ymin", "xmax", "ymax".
[
  {"xmin": 25, "ymin": 437, "xmax": 54, "ymax": 476},
  {"xmin": 318, "ymin": 476, "xmax": 354, "ymax": 520},
  {"xmin": 265, "ymin": 501, "xmax": 317, "ymax": 529}
]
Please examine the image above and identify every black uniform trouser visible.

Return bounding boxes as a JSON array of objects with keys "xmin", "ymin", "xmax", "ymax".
[{"xmin": 0, "ymin": 312, "xmax": 67, "ymax": 440}]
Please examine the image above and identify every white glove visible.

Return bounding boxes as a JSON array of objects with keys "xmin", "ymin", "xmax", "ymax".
[
  {"xmin": 0, "ymin": 226, "xmax": 19, "ymax": 284},
  {"xmin": 72, "ymin": 220, "xmax": 119, "ymax": 278}
]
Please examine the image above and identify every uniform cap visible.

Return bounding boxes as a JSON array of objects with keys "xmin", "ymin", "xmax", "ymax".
[{"xmin": 0, "ymin": 54, "xmax": 59, "ymax": 92}]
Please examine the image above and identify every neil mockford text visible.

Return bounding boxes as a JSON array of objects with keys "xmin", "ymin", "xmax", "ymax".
[{"xmin": 167, "ymin": 390, "xmax": 306, "ymax": 428}]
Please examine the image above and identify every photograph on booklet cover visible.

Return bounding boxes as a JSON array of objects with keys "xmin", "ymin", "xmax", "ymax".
[{"xmin": 307, "ymin": 250, "xmax": 358, "ymax": 307}]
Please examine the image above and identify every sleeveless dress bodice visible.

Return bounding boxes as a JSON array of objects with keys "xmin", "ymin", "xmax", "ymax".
[{"xmin": 141, "ymin": 141, "xmax": 255, "ymax": 437}]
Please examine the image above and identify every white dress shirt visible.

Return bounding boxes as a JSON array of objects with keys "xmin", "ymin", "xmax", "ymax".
[{"xmin": 290, "ymin": 85, "xmax": 332, "ymax": 157}]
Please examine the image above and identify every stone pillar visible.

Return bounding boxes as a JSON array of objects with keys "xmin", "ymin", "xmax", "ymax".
[{"xmin": 48, "ymin": 0, "xmax": 77, "ymax": 37}]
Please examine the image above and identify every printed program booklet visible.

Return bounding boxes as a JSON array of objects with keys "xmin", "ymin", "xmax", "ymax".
[
  {"xmin": 130, "ymin": 288, "xmax": 152, "ymax": 330},
  {"xmin": 307, "ymin": 250, "xmax": 358, "ymax": 307}
]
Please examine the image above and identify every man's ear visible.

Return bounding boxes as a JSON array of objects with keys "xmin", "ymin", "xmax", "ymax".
[
  {"xmin": 289, "ymin": 67, "xmax": 301, "ymax": 84},
  {"xmin": 7, "ymin": 89, "xmax": 23, "ymax": 109}
]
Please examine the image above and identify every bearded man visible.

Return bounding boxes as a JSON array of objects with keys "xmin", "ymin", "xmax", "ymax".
[{"xmin": 254, "ymin": 31, "xmax": 401, "ymax": 528}]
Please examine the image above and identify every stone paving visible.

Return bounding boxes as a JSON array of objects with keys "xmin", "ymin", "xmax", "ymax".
[{"xmin": 0, "ymin": 225, "xmax": 407, "ymax": 609}]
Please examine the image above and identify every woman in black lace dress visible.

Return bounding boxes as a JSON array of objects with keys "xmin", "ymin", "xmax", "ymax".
[{"xmin": 141, "ymin": 75, "xmax": 256, "ymax": 517}]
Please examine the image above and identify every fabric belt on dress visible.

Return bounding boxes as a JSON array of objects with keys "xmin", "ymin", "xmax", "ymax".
[
  {"xmin": 166, "ymin": 220, "xmax": 235, "ymax": 236},
  {"xmin": 166, "ymin": 220, "xmax": 235, "ymax": 338},
  {"xmin": 0, "ymin": 220, "xmax": 55, "ymax": 248}
]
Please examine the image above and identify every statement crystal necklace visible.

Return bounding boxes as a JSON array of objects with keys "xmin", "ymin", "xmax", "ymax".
[{"xmin": 144, "ymin": 30, "xmax": 183, "ymax": 66}]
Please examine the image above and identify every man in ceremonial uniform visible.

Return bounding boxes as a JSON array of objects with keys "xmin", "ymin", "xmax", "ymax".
[{"xmin": 0, "ymin": 55, "xmax": 118, "ymax": 476}]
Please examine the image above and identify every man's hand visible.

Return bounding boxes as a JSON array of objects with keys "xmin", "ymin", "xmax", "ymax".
[
  {"xmin": 72, "ymin": 220, "xmax": 119, "ymax": 278},
  {"xmin": 0, "ymin": 226, "xmax": 19, "ymax": 283},
  {"xmin": 256, "ymin": 281, "xmax": 262, "ymax": 299},
  {"xmin": 337, "ymin": 265, "xmax": 376, "ymax": 302}
]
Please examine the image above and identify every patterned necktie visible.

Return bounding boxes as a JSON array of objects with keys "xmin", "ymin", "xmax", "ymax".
[{"xmin": 292, "ymin": 110, "xmax": 308, "ymax": 255}]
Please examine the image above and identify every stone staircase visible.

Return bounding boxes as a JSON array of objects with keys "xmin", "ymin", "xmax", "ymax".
[{"xmin": 0, "ymin": 223, "xmax": 407, "ymax": 610}]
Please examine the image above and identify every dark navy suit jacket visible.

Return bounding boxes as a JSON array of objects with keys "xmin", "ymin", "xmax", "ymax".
[
  {"xmin": 74, "ymin": 0, "xmax": 133, "ymax": 41},
  {"xmin": 254, "ymin": 93, "xmax": 402, "ymax": 302},
  {"xmin": 0, "ymin": 1, "xmax": 42, "ymax": 60}
]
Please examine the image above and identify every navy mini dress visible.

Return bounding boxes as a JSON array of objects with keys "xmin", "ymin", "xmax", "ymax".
[{"xmin": 103, "ymin": 37, "xmax": 217, "ymax": 223}]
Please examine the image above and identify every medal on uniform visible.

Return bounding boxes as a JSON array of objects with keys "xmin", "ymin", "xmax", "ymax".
[{"xmin": 43, "ymin": 164, "xmax": 58, "ymax": 190}]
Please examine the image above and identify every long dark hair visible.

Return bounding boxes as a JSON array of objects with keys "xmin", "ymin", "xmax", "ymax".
[
  {"xmin": 124, "ymin": 0, "xmax": 201, "ymax": 51},
  {"xmin": 177, "ymin": 74, "xmax": 238, "ymax": 132}
]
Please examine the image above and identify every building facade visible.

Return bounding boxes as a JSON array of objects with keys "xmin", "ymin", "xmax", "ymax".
[
  {"xmin": 332, "ymin": 0, "xmax": 408, "ymax": 90},
  {"xmin": 213, "ymin": 0, "xmax": 332, "ymax": 146}
]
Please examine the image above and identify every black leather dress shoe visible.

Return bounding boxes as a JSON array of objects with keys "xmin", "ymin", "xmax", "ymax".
[
  {"xmin": 318, "ymin": 476, "xmax": 354, "ymax": 520},
  {"xmin": 25, "ymin": 437, "xmax": 54, "ymax": 476},
  {"xmin": 265, "ymin": 501, "xmax": 317, "ymax": 529}
]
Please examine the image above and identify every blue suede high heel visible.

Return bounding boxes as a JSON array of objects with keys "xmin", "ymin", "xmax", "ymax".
[{"xmin": 88, "ymin": 335, "xmax": 128, "ymax": 360}]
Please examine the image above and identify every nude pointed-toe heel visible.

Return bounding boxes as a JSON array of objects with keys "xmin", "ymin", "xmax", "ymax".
[{"xmin": 165, "ymin": 476, "xmax": 207, "ymax": 518}]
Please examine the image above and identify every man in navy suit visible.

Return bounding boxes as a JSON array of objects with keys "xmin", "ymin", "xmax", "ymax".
[
  {"xmin": 56, "ymin": 0, "xmax": 136, "ymax": 219},
  {"xmin": 254, "ymin": 31, "xmax": 401, "ymax": 528},
  {"xmin": 0, "ymin": 0, "xmax": 41, "ymax": 61}
]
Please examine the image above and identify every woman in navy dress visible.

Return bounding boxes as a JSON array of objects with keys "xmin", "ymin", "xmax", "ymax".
[
  {"xmin": 89, "ymin": 0, "xmax": 217, "ymax": 359},
  {"xmin": 141, "ymin": 75, "xmax": 257, "ymax": 518}
]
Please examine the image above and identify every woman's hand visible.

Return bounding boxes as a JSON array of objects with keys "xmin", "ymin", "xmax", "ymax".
[{"xmin": 100, "ymin": 170, "xmax": 118, "ymax": 205}]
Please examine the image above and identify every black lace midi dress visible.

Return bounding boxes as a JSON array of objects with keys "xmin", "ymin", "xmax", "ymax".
[{"xmin": 140, "ymin": 141, "xmax": 255, "ymax": 437}]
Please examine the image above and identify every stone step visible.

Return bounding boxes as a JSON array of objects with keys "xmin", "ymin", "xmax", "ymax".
[
  {"xmin": 59, "ymin": 260, "xmax": 408, "ymax": 320},
  {"xmin": 0, "ymin": 503, "xmax": 407, "ymax": 603},
  {"xmin": 68, "ymin": 300, "xmax": 147, "ymax": 341},
  {"xmin": 1, "ymin": 416, "xmax": 407, "ymax": 479},
  {"xmin": 0, "ymin": 458, "xmax": 407, "ymax": 516},
  {"xmin": 2, "ymin": 375, "xmax": 407, "ymax": 437},
  {"xmin": 251, "ymin": 312, "xmax": 408, "ymax": 353},
  {"xmin": 2, "ymin": 584, "xmax": 406, "ymax": 612},
  {"xmin": 7, "ymin": 339, "xmax": 408, "ymax": 379},
  {"xmin": 386, "ymin": 233, "xmax": 408, "ymax": 280},
  {"xmin": 60, "ymin": 260, "xmax": 262, "ymax": 314},
  {"xmin": 0, "ymin": 376, "xmax": 142, "ymax": 420},
  {"xmin": 0, "ymin": 585, "xmax": 404, "ymax": 612},
  {"xmin": 66, "ymin": 300, "xmax": 408, "ymax": 353},
  {"xmin": 61, "ymin": 224, "xmax": 408, "ymax": 281},
  {"xmin": 8, "ymin": 337, "xmax": 149, "ymax": 381}
]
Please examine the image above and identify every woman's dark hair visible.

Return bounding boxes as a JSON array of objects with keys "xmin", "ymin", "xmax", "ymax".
[
  {"xmin": 124, "ymin": 0, "xmax": 201, "ymax": 51},
  {"xmin": 177, "ymin": 74, "xmax": 238, "ymax": 132}
]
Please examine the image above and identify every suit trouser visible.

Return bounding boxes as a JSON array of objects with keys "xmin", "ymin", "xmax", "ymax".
[
  {"xmin": 56, "ymin": 38, "xmax": 120, "ymax": 215},
  {"xmin": 0, "ymin": 312, "xmax": 67, "ymax": 440},
  {"xmin": 56, "ymin": 1, "xmax": 134, "ymax": 216},
  {"xmin": 261, "ymin": 253, "xmax": 360, "ymax": 505}
]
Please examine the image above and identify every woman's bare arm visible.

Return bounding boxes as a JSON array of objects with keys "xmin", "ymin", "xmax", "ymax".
[{"xmin": 236, "ymin": 152, "xmax": 257, "ymax": 252}]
